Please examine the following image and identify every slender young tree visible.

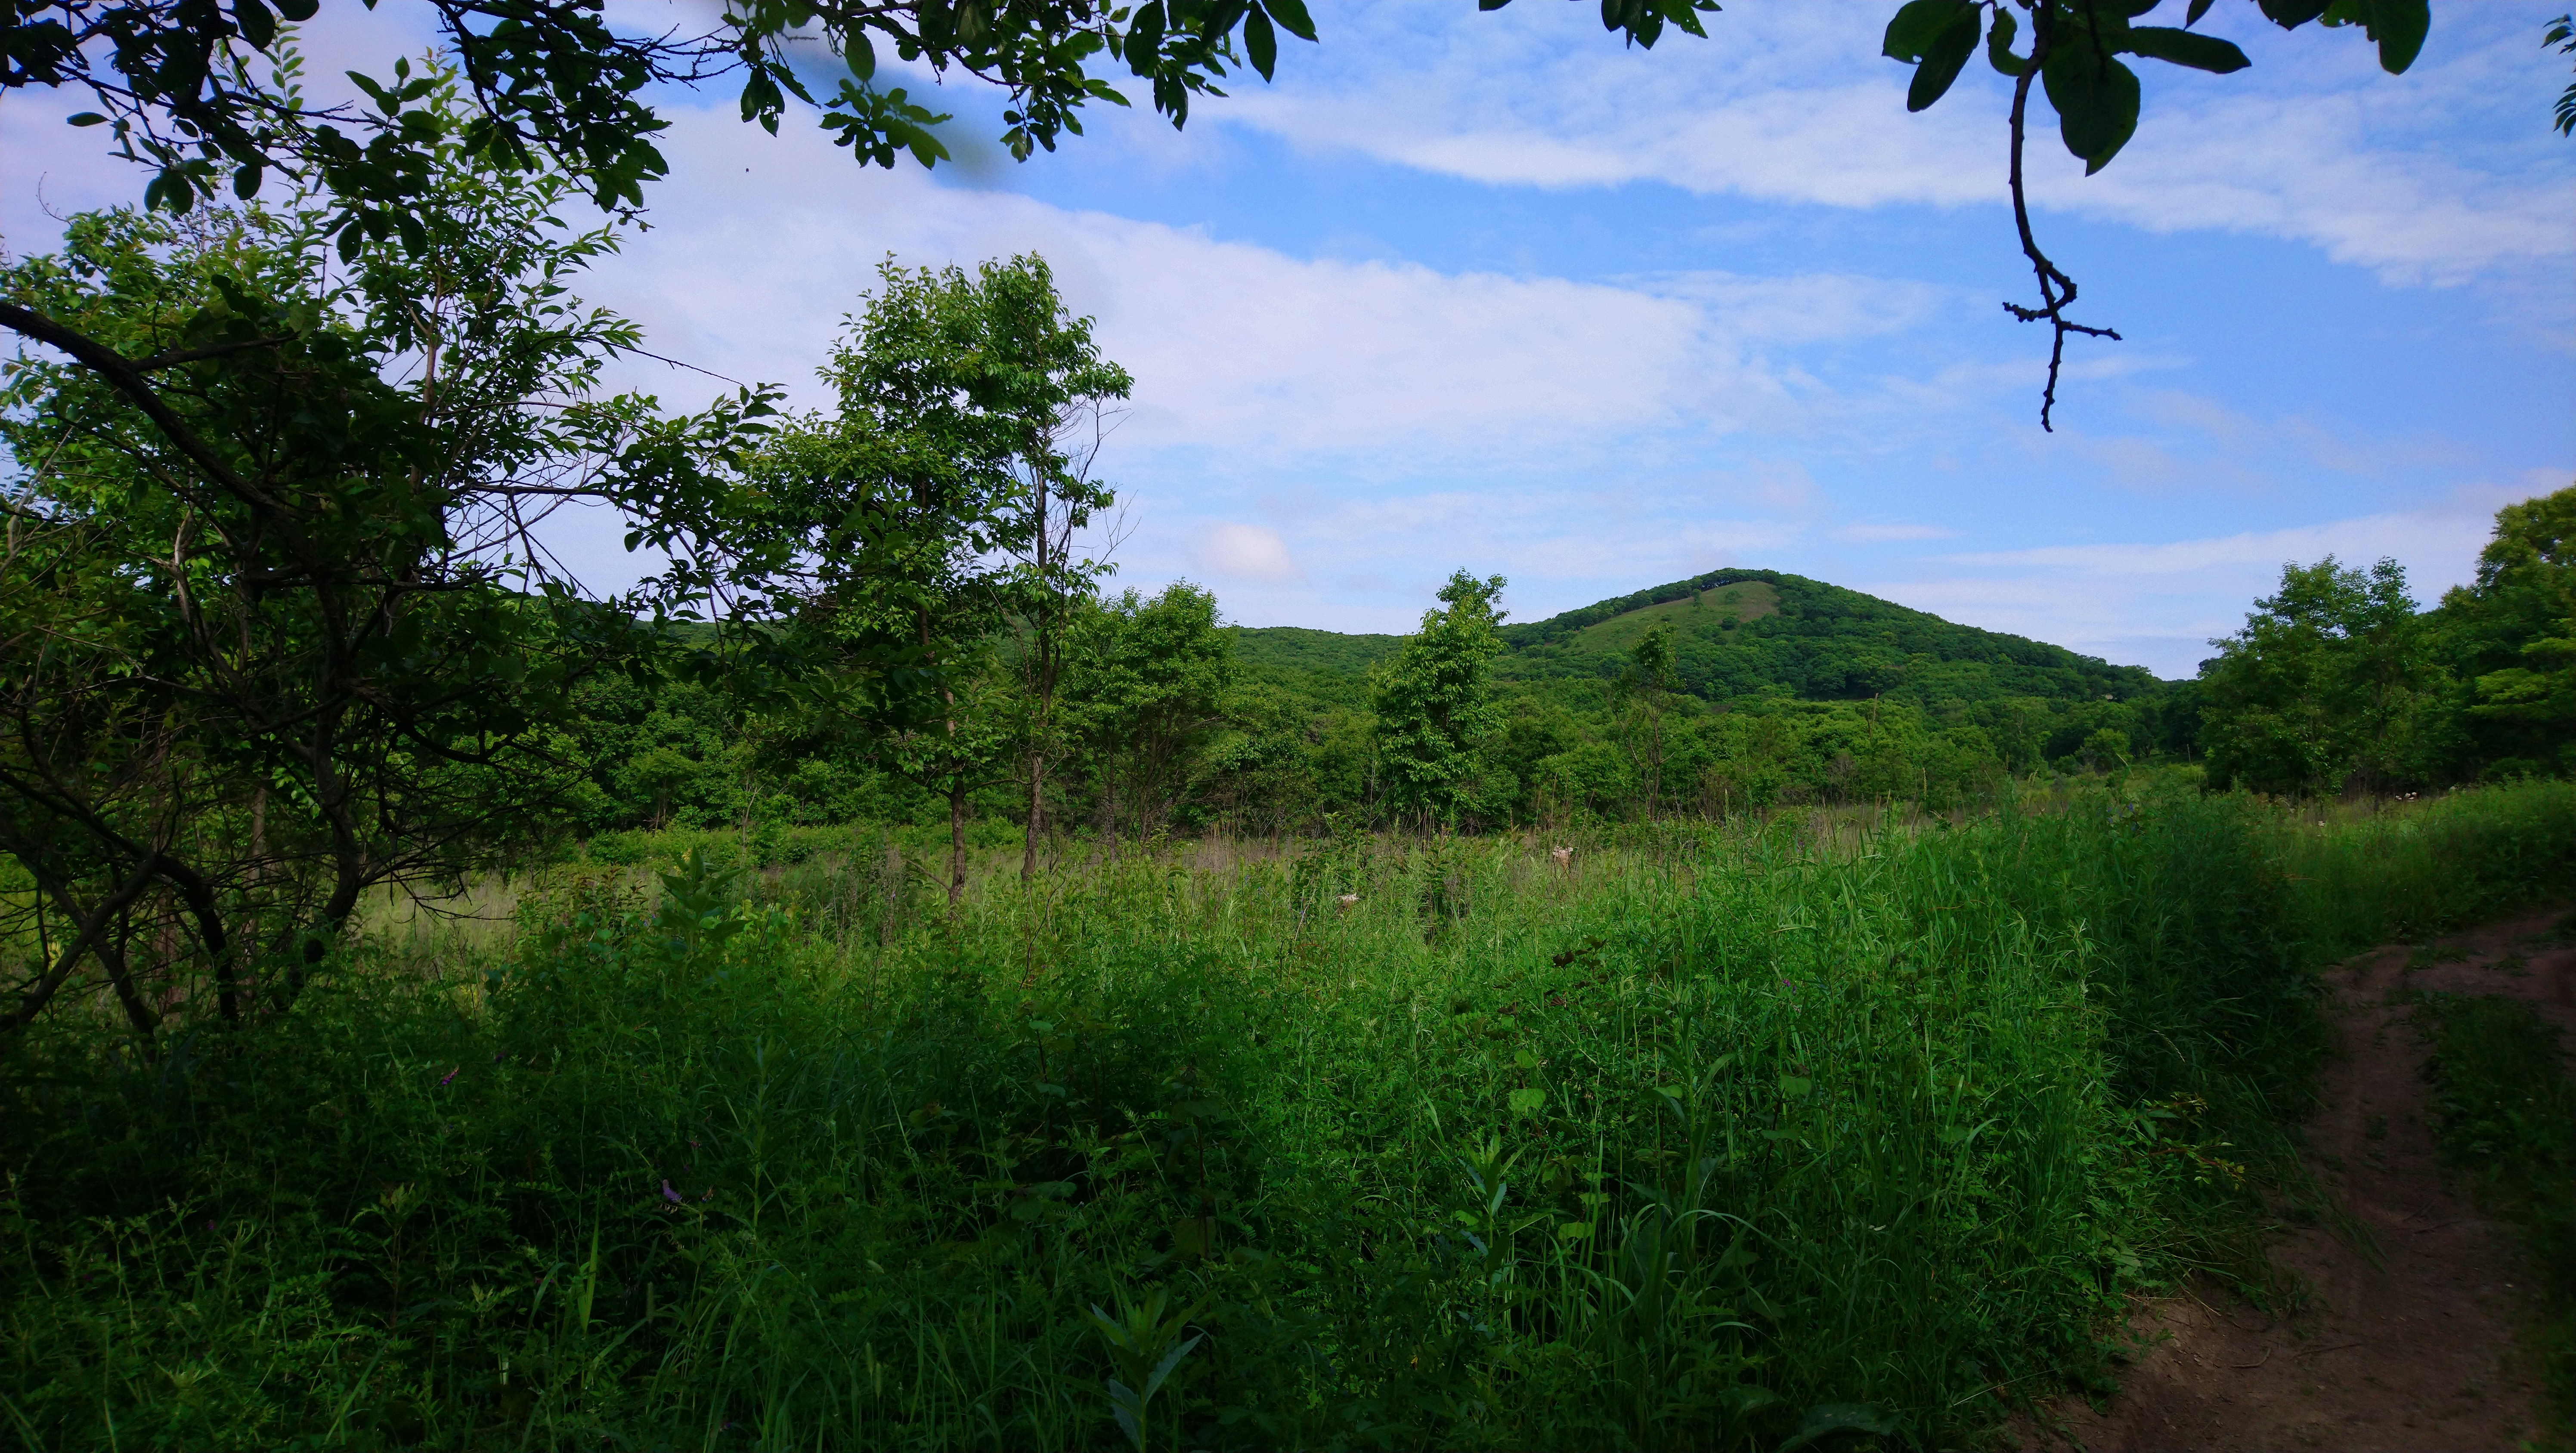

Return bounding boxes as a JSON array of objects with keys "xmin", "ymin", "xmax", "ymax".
[
  {"xmin": 1615, "ymin": 623, "xmax": 1683, "ymax": 816},
  {"xmin": 748, "ymin": 256, "xmax": 1127, "ymax": 907},
  {"xmin": 1372, "ymin": 570, "xmax": 1508, "ymax": 832},
  {"xmin": 1066, "ymin": 583, "xmax": 1236, "ymax": 850}
]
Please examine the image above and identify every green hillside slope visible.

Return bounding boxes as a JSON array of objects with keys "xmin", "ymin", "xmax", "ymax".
[
  {"xmin": 1501, "ymin": 569, "xmax": 2162, "ymax": 703},
  {"xmin": 1227, "ymin": 625, "xmax": 1407, "ymax": 677},
  {"xmin": 1234, "ymin": 569, "xmax": 2166, "ymax": 706}
]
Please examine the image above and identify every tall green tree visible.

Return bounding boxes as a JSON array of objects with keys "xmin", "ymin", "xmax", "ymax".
[
  {"xmin": 747, "ymin": 256, "xmax": 1127, "ymax": 906},
  {"xmin": 1373, "ymin": 570, "xmax": 1508, "ymax": 830},
  {"xmin": 1065, "ymin": 583, "xmax": 1235, "ymax": 851},
  {"xmin": 0, "ymin": 68, "xmax": 756, "ymax": 1035},
  {"xmin": 2198, "ymin": 555, "xmax": 2436, "ymax": 797},
  {"xmin": 2438, "ymin": 482, "xmax": 2576, "ymax": 779}
]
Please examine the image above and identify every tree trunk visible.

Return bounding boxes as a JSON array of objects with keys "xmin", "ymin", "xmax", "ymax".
[
  {"xmin": 948, "ymin": 778, "xmax": 968, "ymax": 912},
  {"xmin": 1024, "ymin": 464, "xmax": 1051, "ymax": 883},
  {"xmin": 1023, "ymin": 754, "xmax": 1046, "ymax": 881}
]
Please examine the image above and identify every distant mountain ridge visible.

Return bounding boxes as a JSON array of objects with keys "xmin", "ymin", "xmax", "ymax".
[{"xmin": 1230, "ymin": 569, "xmax": 2167, "ymax": 708}]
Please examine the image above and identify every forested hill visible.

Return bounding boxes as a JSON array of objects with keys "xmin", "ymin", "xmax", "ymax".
[{"xmin": 1233, "ymin": 569, "xmax": 2166, "ymax": 705}]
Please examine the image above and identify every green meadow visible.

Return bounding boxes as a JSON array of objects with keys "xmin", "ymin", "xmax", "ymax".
[{"xmin": 8, "ymin": 781, "xmax": 2572, "ymax": 1451}]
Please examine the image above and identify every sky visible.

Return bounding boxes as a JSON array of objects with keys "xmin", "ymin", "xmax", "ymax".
[{"xmin": 4, "ymin": 1, "xmax": 2572, "ymax": 678}]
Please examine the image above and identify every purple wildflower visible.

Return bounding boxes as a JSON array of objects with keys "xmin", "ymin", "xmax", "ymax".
[
  {"xmin": 438, "ymin": 1067, "xmax": 458, "ymax": 1086},
  {"xmin": 662, "ymin": 1180, "xmax": 683, "ymax": 1205}
]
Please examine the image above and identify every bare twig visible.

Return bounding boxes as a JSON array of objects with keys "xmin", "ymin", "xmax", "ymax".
[{"xmin": 2001, "ymin": 5, "xmax": 2121, "ymax": 432}]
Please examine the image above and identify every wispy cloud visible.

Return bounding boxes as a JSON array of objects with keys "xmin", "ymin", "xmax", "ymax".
[
  {"xmin": 1885, "ymin": 489, "xmax": 2532, "ymax": 675},
  {"xmin": 1213, "ymin": 4, "xmax": 2573, "ymax": 287}
]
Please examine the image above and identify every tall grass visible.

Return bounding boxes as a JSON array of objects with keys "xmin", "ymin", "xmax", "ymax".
[
  {"xmin": 2417, "ymin": 944, "xmax": 2576, "ymax": 1440},
  {"xmin": 4, "ymin": 783, "xmax": 2572, "ymax": 1450}
]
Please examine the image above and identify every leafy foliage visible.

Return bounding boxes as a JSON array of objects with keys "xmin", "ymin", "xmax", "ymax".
[
  {"xmin": 0, "ymin": 73, "xmax": 759, "ymax": 1036},
  {"xmin": 2197, "ymin": 483, "xmax": 2576, "ymax": 796},
  {"xmin": 3, "ymin": 0, "xmax": 1326, "ymax": 226},
  {"xmin": 9, "ymin": 780, "xmax": 2572, "ymax": 1447},
  {"xmin": 2198, "ymin": 555, "xmax": 2434, "ymax": 795},
  {"xmin": 1372, "ymin": 569, "xmax": 1510, "ymax": 828},
  {"xmin": 742, "ymin": 254, "xmax": 1131, "ymax": 903},
  {"xmin": 2440, "ymin": 486, "xmax": 2576, "ymax": 779}
]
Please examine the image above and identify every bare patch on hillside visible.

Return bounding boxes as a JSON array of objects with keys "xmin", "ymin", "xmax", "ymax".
[{"xmin": 1576, "ymin": 581, "xmax": 1780, "ymax": 653}]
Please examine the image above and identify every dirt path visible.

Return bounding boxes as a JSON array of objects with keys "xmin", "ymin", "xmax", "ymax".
[{"xmin": 2021, "ymin": 905, "xmax": 2575, "ymax": 1452}]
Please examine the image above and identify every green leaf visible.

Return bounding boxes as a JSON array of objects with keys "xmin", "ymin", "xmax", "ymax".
[
  {"xmin": 2258, "ymin": 0, "xmax": 2331, "ymax": 28},
  {"xmin": 1244, "ymin": 4, "xmax": 1279, "ymax": 80},
  {"xmin": 1778, "ymin": 1074, "xmax": 1812, "ymax": 1098},
  {"xmin": 1508, "ymin": 1086, "xmax": 1546, "ymax": 1115},
  {"xmin": 1907, "ymin": 6, "xmax": 1980, "ymax": 111},
  {"xmin": 1986, "ymin": 7, "xmax": 2025, "ymax": 77},
  {"xmin": 232, "ymin": 0, "xmax": 276, "ymax": 50},
  {"xmin": 1265, "ymin": 0, "xmax": 1320, "ymax": 42},
  {"xmin": 345, "ymin": 70, "xmax": 397, "ymax": 114},
  {"xmin": 2042, "ymin": 47, "xmax": 2142, "ymax": 173},
  {"xmin": 2123, "ymin": 25, "xmax": 2251, "ymax": 72},
  {"xmin": 2359, "ymin": 0, "xmax": 2429, "ymax": 74},
  {"xmin": 66, "ymin": 111, "xmax": 109, "ymax": 127},
  {"xmin": 2186, "ymin": 0, "xmax": 2217, "ymax": 22},
  {"xmin": 1883, "ymin": 0, "xmax": 1972, "ymax": 62}
]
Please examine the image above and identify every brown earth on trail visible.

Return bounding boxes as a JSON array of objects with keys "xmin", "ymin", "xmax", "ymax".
[{"xmin": 2015, "ymin": 905, "xmax": 2575, "ymax": 1453}]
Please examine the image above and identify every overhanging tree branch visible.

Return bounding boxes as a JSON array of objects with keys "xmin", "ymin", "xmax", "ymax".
[
  {"xmin": 2000, "ymin": 4, "xmax": 2119, "ymax": 434},
  {"xmin": 0, "ymin": 849, "xmax": 164, "ymax": 1033},
  {"xmin": 0, "ymin": 301, "xmax": 292, "ymax": 516}
]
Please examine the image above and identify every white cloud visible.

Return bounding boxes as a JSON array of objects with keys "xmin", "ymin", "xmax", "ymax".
[
  {"xmin": 1212, "ymin": 3, "xmax": 2574, "ymax": 286},
  {"xmin": 1935, "ymin": 506, "xmax": 2499, "ymax": 578},
  {"xmin": 594, "ymin": 106, "xmax": 1954, "ymax": 471},
  {"xmin": 1197, "ymin": 522, "xmax": 1300, "ymax": 583},
  {"xmin": 1878, "ymin": 486, "xmax": 2540, "ymax": 675}
]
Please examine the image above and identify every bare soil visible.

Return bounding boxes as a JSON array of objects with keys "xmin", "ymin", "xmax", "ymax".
[{"xmin": 2015, "ymin": 905, "xmax": 2576, "ymax": 1452}]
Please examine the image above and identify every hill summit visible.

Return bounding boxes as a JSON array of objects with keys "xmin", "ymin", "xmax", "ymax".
[{"xmin": 1230, "ymin": 569, "xmax": 2162, "ymax": 707}]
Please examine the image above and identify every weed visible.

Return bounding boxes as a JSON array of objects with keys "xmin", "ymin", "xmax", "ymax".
[
  {"xmin": 2417, "ymin": 992, "xmax": 2576, "ymax": 1439},
  {"xmin": 2, "ymin": 782, "xmax": 2570, "ymax": 1448}
]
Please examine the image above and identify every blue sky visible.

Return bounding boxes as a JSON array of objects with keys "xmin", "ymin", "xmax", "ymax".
[{"xmin": 5, "ymin": 1, "xmax": 2571, "ymax": 677}]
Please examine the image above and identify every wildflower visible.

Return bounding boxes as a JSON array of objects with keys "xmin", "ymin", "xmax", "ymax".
[
  {"xmin": 662, "ymin": 1180, "xmax": 683, "ymax": 1205},
  {"xmin": 438, "ymin": 1067, "xmax": 458, "ymax": 1086}
]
